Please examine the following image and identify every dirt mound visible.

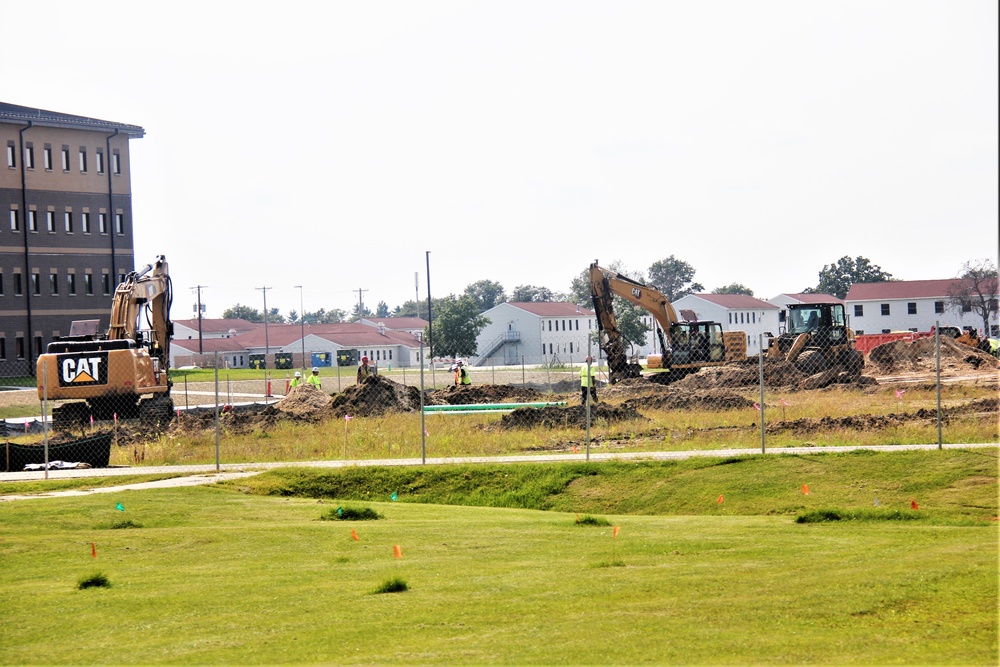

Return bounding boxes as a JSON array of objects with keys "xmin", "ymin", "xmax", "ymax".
[
  {"xmin": 427, "ymin": 384, "xmax": 545, "ymax": 405},
  {"xmin": 671, "ymin": 359, "xmax": 807, "ymax": 390},
  {"xmin": 488, "ymin": 403, "xmax": 647, "ymax": 431},
  {"xmin": 328, "ymin": 374, "xmax": 422, "ymax": 417},
  {"xmin": 869, "ymin": 337, "xmax": 1000, "ymax": 373},
  {"xmin": 600, "ymin": 377, "xmax": 671, "ymax": 399},
  {"xmin": 275, "ymin": 385, "xmax": 333, "ymax": 418},
  {"xmin": 621, "ymin": 389, "xmax": 756, "ymax": 412}
]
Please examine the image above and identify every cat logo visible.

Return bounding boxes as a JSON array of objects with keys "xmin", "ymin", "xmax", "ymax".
[
  {"xmin": 58, "ymin": 352, "xmax": 108, "ymax": 387},
  {"xmin": 631, "ymin": 287, "xmax": 642, "ymax": 298}
]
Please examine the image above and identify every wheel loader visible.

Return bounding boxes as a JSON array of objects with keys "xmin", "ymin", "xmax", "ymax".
[{"xmin": 768, "ymin": 302, "xmax": 863, "ymax": 376}]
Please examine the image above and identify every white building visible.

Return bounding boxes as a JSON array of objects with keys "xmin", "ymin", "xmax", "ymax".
[
  {"xmin": 473, "ymin": 302, "xmax": 598, "ymax": 366},
  {"xmin": 670, "ymin": 294, "xmax": 781, "ymax": 357},
  {"xmin": 845, "ymin": 279, "xmax": 999, "ymax": 336}
]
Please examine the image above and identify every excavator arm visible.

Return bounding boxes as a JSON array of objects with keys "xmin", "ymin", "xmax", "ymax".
[
  {"xmin": 589, "ymin": 261, "xmax": 678, "ymax": 383},
  {"xmin": 106, "ymin": 255, "xmax": 173, "ymax": 370}
]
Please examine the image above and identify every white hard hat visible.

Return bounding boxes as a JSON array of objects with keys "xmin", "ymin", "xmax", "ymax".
[
  {"xmin": 312, "ymin": 367, "xmax": 319, "ymax": 373},
  {"xmin": 294, "ymin": 371, "xmax": 301, "ymax": 377}
]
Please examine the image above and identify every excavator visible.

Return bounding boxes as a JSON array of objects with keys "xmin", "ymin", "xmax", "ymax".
[
  {"xmin": 767, "ymin": 302, "xmax": 864, "ymax": 375},
  {"xmin": 37, "ymin": 255, "xmax": 174, "ymax": 429},
  {"xmin": 589, "ymin": 262, "xmax": 747, "ymax": 384}
]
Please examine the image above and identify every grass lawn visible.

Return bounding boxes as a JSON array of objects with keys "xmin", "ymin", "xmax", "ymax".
[{"xmin": 1, "ymin": 451, "xmax": 996, "ymax": 665}]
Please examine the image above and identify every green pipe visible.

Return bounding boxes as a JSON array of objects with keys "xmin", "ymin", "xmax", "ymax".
[{"xmin": 422, "ymin": 401, "xmax": 565, "ymax": 412}]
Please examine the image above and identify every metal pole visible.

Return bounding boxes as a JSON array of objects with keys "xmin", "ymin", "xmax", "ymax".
[
  {"xmin": 425, "ymin": 251, "xmax": 435, "ymax": 388},
  {"xmin": 42, "ymin": 361, "xmax": 48, "ymax": 480},
  {"xmin": 295, "ymin": 285, "xmax": 305, "ymax": 369},
  {"xmin": 585, "ymin": 343, "xmax": 592, "ymax": 462},
  {"xmin": 256, "ymin": 286, "xmax": 271, "ymax": 361},
  {"xmin": 759, "ymin": 334, "xmax": 765, "ymax": 453},
  {"xmin": 420, "ymin": 336, "xmax": 426, "ymax": 465},
  {"xmin": 214, "ymin": 352, "xmax": 220, "ymax": 471},
  {"xmin": 935, "ymin": 320, "xmax": 942, "ymax": 449}
]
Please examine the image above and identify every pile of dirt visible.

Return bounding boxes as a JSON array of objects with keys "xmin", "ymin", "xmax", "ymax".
[
  {"xmin": 275, "ymin": 385, "xmax": 334, "ymax": 418},
  {"xmin": 599, "ymin": 377, "xmax": 671, "ymax": 400},
  {"xmin": 621, "ymin": 389, "xmax": 756, "ymax": 412},
  {"xmin": 869, "ymin": 337, "xmax": 1000, "ymax": 373},
  {"xmin": 488, "ymin": 403, "xmax": 647, "ymax": 431},
  {"xmin": 427, "ymin": 384, "xmax": 545, "ymax": 405},
  {"xmin": 670, "ymin": 359, "xmax": 807, "ymax": 390},
  {"xmin": 328, "ymin": 374, "xmax": 423, "ymax": 418}
]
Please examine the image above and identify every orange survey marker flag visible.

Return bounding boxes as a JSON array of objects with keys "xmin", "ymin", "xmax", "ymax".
[
  {"xmin": 717, "ymin": 494, "xmax": 724, "ymax": 504},
  {"xmin": 393, "ymin": 545, "xmax": 402, "ymax": 558},
  {"xmin": 613, "ymin": 526, "xmax": 620, "ymax": 538},
  {"xmin": 802, "ymin": 484, "xmax": 810, "ymax": 495},
  {"xmin": 91, "ymin": 542, "xmax": 97, "ymax": 558},
  {"xmin": 911, "ymin": 499, "xmax": 919, "ymax": 510},
  {"xmin": 351, "ymin": 529, "xmax": 359, "ymax": 541}
]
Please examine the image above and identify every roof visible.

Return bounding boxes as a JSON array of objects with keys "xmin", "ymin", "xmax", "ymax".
[
  {"xmin": 506, "ymin": 302, "xmax": 595, "ymax": 317},
  {"xmin": 233, "ymin": 323, "xmax": 421, "ymax": 349},
  {"xmin": 361, "ymin": 317, "xmax": 429, "ymax": 330},
  {"xmin": 775, "ymin": 293, "xmax": 844, "ymax": 305},
  {"xmin": 686, "ymin": 294, "xmax": 779, "ymax": 310},
  {"xmin": 845, "ymin": 279, "xmax": 977, "ymax": 301},
  {"xmin": 173, "ymin": 318, "xmax": 261, "ymax": 335},
  {"xmin": 0, "ymin": 101, "xmax": 145, "ymax": 137},
  {"xmin": 172, "ymin": 338, "xmax": 246, "ymax": 353}
]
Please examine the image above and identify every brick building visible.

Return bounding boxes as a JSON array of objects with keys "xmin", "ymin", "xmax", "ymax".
[{"xmin": 1, "ymin": 101, "xmax": 143, "ymax": 374}]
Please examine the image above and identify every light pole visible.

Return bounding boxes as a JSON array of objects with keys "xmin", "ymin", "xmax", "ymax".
[
  {"xmin": 256, "ymin": 286, "xmax": 271, "ymax": 364},
  {"xmin": 294, "ymin": 285, "xmax": 305, "ymax": 369}
]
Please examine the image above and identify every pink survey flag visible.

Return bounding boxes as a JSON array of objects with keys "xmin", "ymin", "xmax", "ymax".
[
  {"xmin": 895, "ymin": 389, "xmax": 906, "ymax": 399},
  {"xmin": 753, "ymin": 403, "xmax": 761, "ymax": 411},
  {"xmin": 780, "ymin": 398, "xmax": 789, "ymax": 406}
]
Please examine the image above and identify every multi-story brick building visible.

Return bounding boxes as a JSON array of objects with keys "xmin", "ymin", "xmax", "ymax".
[{"xmin": 1, "ymin": 101, "xmax": 143, "ymax": 374}]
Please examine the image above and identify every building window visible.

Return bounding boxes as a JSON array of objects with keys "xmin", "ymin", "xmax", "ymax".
[
  {"xmin": 28, "ymin": 210, "xmax": 37, "ymax": 232},
  {"xmin": 16, "ymin": 336, "xmax": 24, "ymax": 360},
  {"xmin": 112, "ymin": 151, "xmax": 121, "ymax": 175},
  {"xmin": 81, "ymin": 212, "xmax": 90, "ymax": 233},
  {"xmin": 0, "ymin": 337, "xmax": 5, "ymax": 360},
  {"xmin": 115, "ymin": 213, "xmax": 125, "ymax": 235},
  {"xmin": 855, "ymin": 329, "xmax": 865, "ymax": 335},
  {"xmin": 46, "ymin": 211, "xmax": 56, "ymax": 233},
  {"xmin": 43, "ymin": 146, "xmax": 52, "ymax": 170},
  {"xmin": 9, "ymin": 208, "xmax": 18, "ymax": 231},
  {"xmin": 102, "ymin": 272, "xmax": 111, "ymax": 295},
  {"xmin": 854, "ymin": 304, "xmax": 863, "ymax": 317},
  {"xmin": 881, "ymin": 329, "xmax": 891, "ymax": 334},
  {"xmin": 79, "ymin": 148, "xmax": 88, "ymax": 172},
  {"xmin": 906, "ymin": 302, "xmax": 916, "ymax": 315},
  {"xmin": 933, "ymin": 301, "xmax": 944, "ymax": 314},
  {"xmin": 0, "ymin": 271, "xmax": 3, "ymax": 296},
  {"xmin": 961, "ymin": 300, "xmax": 972, "ymax": 313},
  {"xmin": 570, "ymin": 342, "xmax": 573, "ymax": 354},
  {"xmin": 34, "ymin": 336, "xmax": 43, "ymax": 356},
  {"xmin": 752, "ymin": 312, "xmax": 756, "ymax": 324},
  {"xmin": 67, "ymin": 273, "xmax": 76, "ymax": 295},
  {"xmin": 84, "ymin": 273, "xmax": 93, "ymax": 295},
  {"xmin": 31, "ymin": 272, "xmax": 41, "ymax": 295},
  {"xmin": 6, "ymin": 142, "xmax": 14, "ymax": 168},
  {"xmin": 729, "ymin": 312, "xmax": 732, "ymax": 324},
  {"xmin": 14, "ymin": 272, "xmax": 22, "ymax": 295},
  {"xmin": 547, "ymin": 321, "xmax": 551, "ymax": 331},
  {"xmin": 64, "ymin": 211, "xmax": 73, "ymax": 233},
  {"xmin": 575, "ymin": 320, "xmax": 579, "ymax": 330},
  {"xmin": 549, "ymin": 343, "xmax": 553, "ymax": 354},
  {"xmin": 49, "ymin": 272, "xmax": 58, "ymax": 295},
  {"xmin": 24, "ymin": 144, "xmax": 34, "ymax": 169},
  {"xmin": 98, "ymin": 213, "xmax": 107, "ymax": 234},
  {"xmin": 61, "ymin": 147, "xmax": 70, "ymax": 171},
  {"xmin": 880, "ymin": 304, "xmax": 890, "ymax": 316},
  {"xmin": 96, "ymin": 150, "xmax": 105, "ymax": 174}
]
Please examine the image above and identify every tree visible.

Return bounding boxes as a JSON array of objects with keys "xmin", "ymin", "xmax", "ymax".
[
  {"xmin": 510, "ymin": 284, "xmax": 557, "ymax": 302},
  {"xmin": 375, "ymin": 301, "xmax": 390, "ymax": 318},
  {"xmin": 265, "ymin": 307, "xmax": 285, "ymax": 324},
  {"xmin": 948, "ymin": 259, "xmax": 999, "ymax": 336},
  {"xmin": 647, "ymin": 256, "xmax": 704, "ymax": 302},
  {"xmin": 303, "ymin": 308, "xmax": 346, "ymax": 324},
  {"xmin": 429, "ymin": 295, "xmax": 490, "ymax": 357},
  {"xmin": 711, "ymin": 283, "xmax": 754, "ymax": 296},
  {"xmin": 350, "ymin": 304, "xmax": 372, "ymax": 321},
  {"xmin": 814, "ymin": 256, "xmax": 893, "ymax": 299},
  {"xmin": 569, "ymin": 270, "xmax": 591, "ymax": 306},
  {"xmin": 575, "ymin": 261, "xmax": 650, "ymax": 352},
  {"xmin": 222, "ymin": 303, "xmax": 263, "ymax": 322},
  {"xmin": 464, "ymin": 280, "xmax": 507, "ymax": 312}
]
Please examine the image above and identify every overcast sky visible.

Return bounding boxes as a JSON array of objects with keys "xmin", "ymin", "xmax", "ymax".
[{"xmin": 4, "ymin": 1, "xmax": 997, "ymax": 319}]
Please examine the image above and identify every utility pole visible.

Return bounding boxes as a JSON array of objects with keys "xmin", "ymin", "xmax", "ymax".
[
  {"xmin": 191, "ymin": 285, "xmax": 207, "ymax": 354},
  {"xmin": 356, "ymin": 288, "xmax": 368, "ymax": 321},
  {"xmin": 426, "ymin": 251, "xmax": 433, "ymax": 359},
  {"xmin": 294, "ymin": 285, "xmax": 305, "ymax": 369},
  {"xmin": 256, "ymin": 286, "xmax": 271, "ymax": 362}
]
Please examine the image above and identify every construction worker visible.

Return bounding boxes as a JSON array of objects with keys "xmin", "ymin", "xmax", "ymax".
[
  {"xmin": 307, "ymin": 366, "xmax": 322, "ymax": 389},
  {"xmin": 580, "ymin": 356, "xmax": 598, "ymax": 404},
  {"xmin": 357, "ymin": 356, "xmax": 372, "ymax": 384},
  {"xmin": 289, "ymin": 371, "xmax": 303, "ymax": 389},
  {"xmin": 457, "ymin": 360, "xmax": 471, "ymax": 386}
]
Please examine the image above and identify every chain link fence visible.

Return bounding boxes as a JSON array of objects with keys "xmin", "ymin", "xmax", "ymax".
[{"xmin": 4, "ymin": 330, "xmax": 998, "ymax": 477}]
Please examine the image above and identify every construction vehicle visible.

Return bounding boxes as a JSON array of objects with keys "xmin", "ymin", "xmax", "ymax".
[
  {"xmin": 589, "ymin": 262, "xmax": 747, "ymax": 384},
  {"xmin": 767, "ymin": 302, "xmax": 863, "ymax": 375},
  {"xmin": 37, "ymin": 255, "xmax": 174, "ymax": 429}
]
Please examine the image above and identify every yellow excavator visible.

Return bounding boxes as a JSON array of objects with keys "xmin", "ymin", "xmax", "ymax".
[
  {"xmin": 767, "ymin": 302, "xmax": 864, "ymax": 375},
  {"xmin": 37, "ymin": 255, "xmax": 174, "ymax": 429},
  {"xmin": 589, "ymin": 262, "xmax": 747, "ymax": 384}
]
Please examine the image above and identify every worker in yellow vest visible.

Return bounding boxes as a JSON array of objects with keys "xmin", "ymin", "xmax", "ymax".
[
  {"xmin": 457, "ymin": 360, "xmax": 471, "ymax": 385},
  {"xmin": 307, "ymin": 367, "xmax": 322, "ymax": 389},
  {"xmin": 580, "ymin": 357, "xmax": 598, "ymax": 404},
  {"xmin": 289, "ymin": 371, "xmax": 303, "ymax": 389}
]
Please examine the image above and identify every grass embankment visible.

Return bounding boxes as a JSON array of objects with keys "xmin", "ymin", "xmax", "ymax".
[{"xmin": 0, "ymin": 450, "xmax": 996, "ymax": 664}]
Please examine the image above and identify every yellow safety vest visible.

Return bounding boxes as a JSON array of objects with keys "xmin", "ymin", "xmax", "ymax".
[{"xmin": 580, "ymin": 364, "xmax": 596, "ymax": 387}]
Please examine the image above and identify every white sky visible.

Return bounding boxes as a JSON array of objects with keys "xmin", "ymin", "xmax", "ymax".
[{"xmin": 3, "ymin": 1, "xmax": 997, "ymax": 318}]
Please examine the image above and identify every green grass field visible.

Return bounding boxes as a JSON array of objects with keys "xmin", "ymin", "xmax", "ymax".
[{"xmin": 1, "ymin": 449, "xmax": 996, "ymax": 665}]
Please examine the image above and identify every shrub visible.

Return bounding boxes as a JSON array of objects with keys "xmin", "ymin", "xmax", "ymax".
[
  {"xmin": 373, "ymin": 577, "xmax": 408, "ymax": 594},
  {"xmin": 321, "ymin": 505, "xmax": 382, "ymax": 521},
  {"xmin": 77, "ymin": 572, "xmax": 111, "ymax": 589},
  {"xmin": 575, "ymin": 515, "xmax": 611, "ymax": 526}
]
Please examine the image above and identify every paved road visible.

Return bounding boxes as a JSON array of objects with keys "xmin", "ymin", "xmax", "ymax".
[{"xmin": 2, "ymin": 442, "xmax": 996, "ymax": 501}]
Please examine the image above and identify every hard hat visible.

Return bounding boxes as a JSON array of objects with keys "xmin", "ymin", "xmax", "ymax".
[
  {"xmin": 312, "ymin": 367, "xmax": 319, "ymax": 373},
  {"xmin": 457, "ymin": 360, "xmax": 463, "ymax": 366},
  {"xmin": 361, "ymin": 356, "xmax": 368, "ymax": 362},
  {"xmin": 294, "ymin": 371, "xmax": 301, "ymax": 377}
]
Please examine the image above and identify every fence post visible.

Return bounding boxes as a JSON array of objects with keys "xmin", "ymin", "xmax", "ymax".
[
  {"xmin": 935, "ymin": 321, "xmax": 942, "ymax": 449},
  {"xmin": 585, "ymin": 344, "xmax": 592, "ymax": 462},
  {"xmin": 214, "ymin": 352, "xmax": 221, "ymax": 471},
  {"xmin": 42, "ymin": 360, "xmax": 49, "ymax": 480},
  {"xmin": 759, "ymin": 334, "xmax": 765, "ymax": 453},
  {"xmin": 522, "ymin": 356, "xmax": 526, "ymax": 387}
]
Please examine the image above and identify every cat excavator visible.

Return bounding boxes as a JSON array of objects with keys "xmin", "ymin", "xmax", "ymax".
[
  {"xmin": 589, "ymin": 262, "xmax": 747, "ymax": 384},
  {"xmin": 37, "ymin": 255, "xmax": 174, "ymax": 429}
]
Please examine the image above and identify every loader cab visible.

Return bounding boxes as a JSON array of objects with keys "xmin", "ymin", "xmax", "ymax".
[
  {"xmin": 669, "ymin": 321, "xmax": 726, "ymax": 364},
  {"xmin": 783, "ymin": 303, "xmax": 850, "ymax": 351}
]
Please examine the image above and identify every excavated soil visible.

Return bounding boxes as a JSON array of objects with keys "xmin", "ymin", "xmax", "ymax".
[
  {"xmin": 487, "ymin": 403, "xmax": 647, "ymax": 431},
  {"xmin": 621, "ymin": 390, "xmax": 757, "ymax": 412},
  {"xmin": 426, "ymin": 384, "xmax": 545, "ymax": 405},
  {"xmin": 869, "ymin": 337, "xmax": 1000, "ymax": 374},
  {"xmin": 327, "ymin": 375, "xmax": 423, "ymax": 418}
]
